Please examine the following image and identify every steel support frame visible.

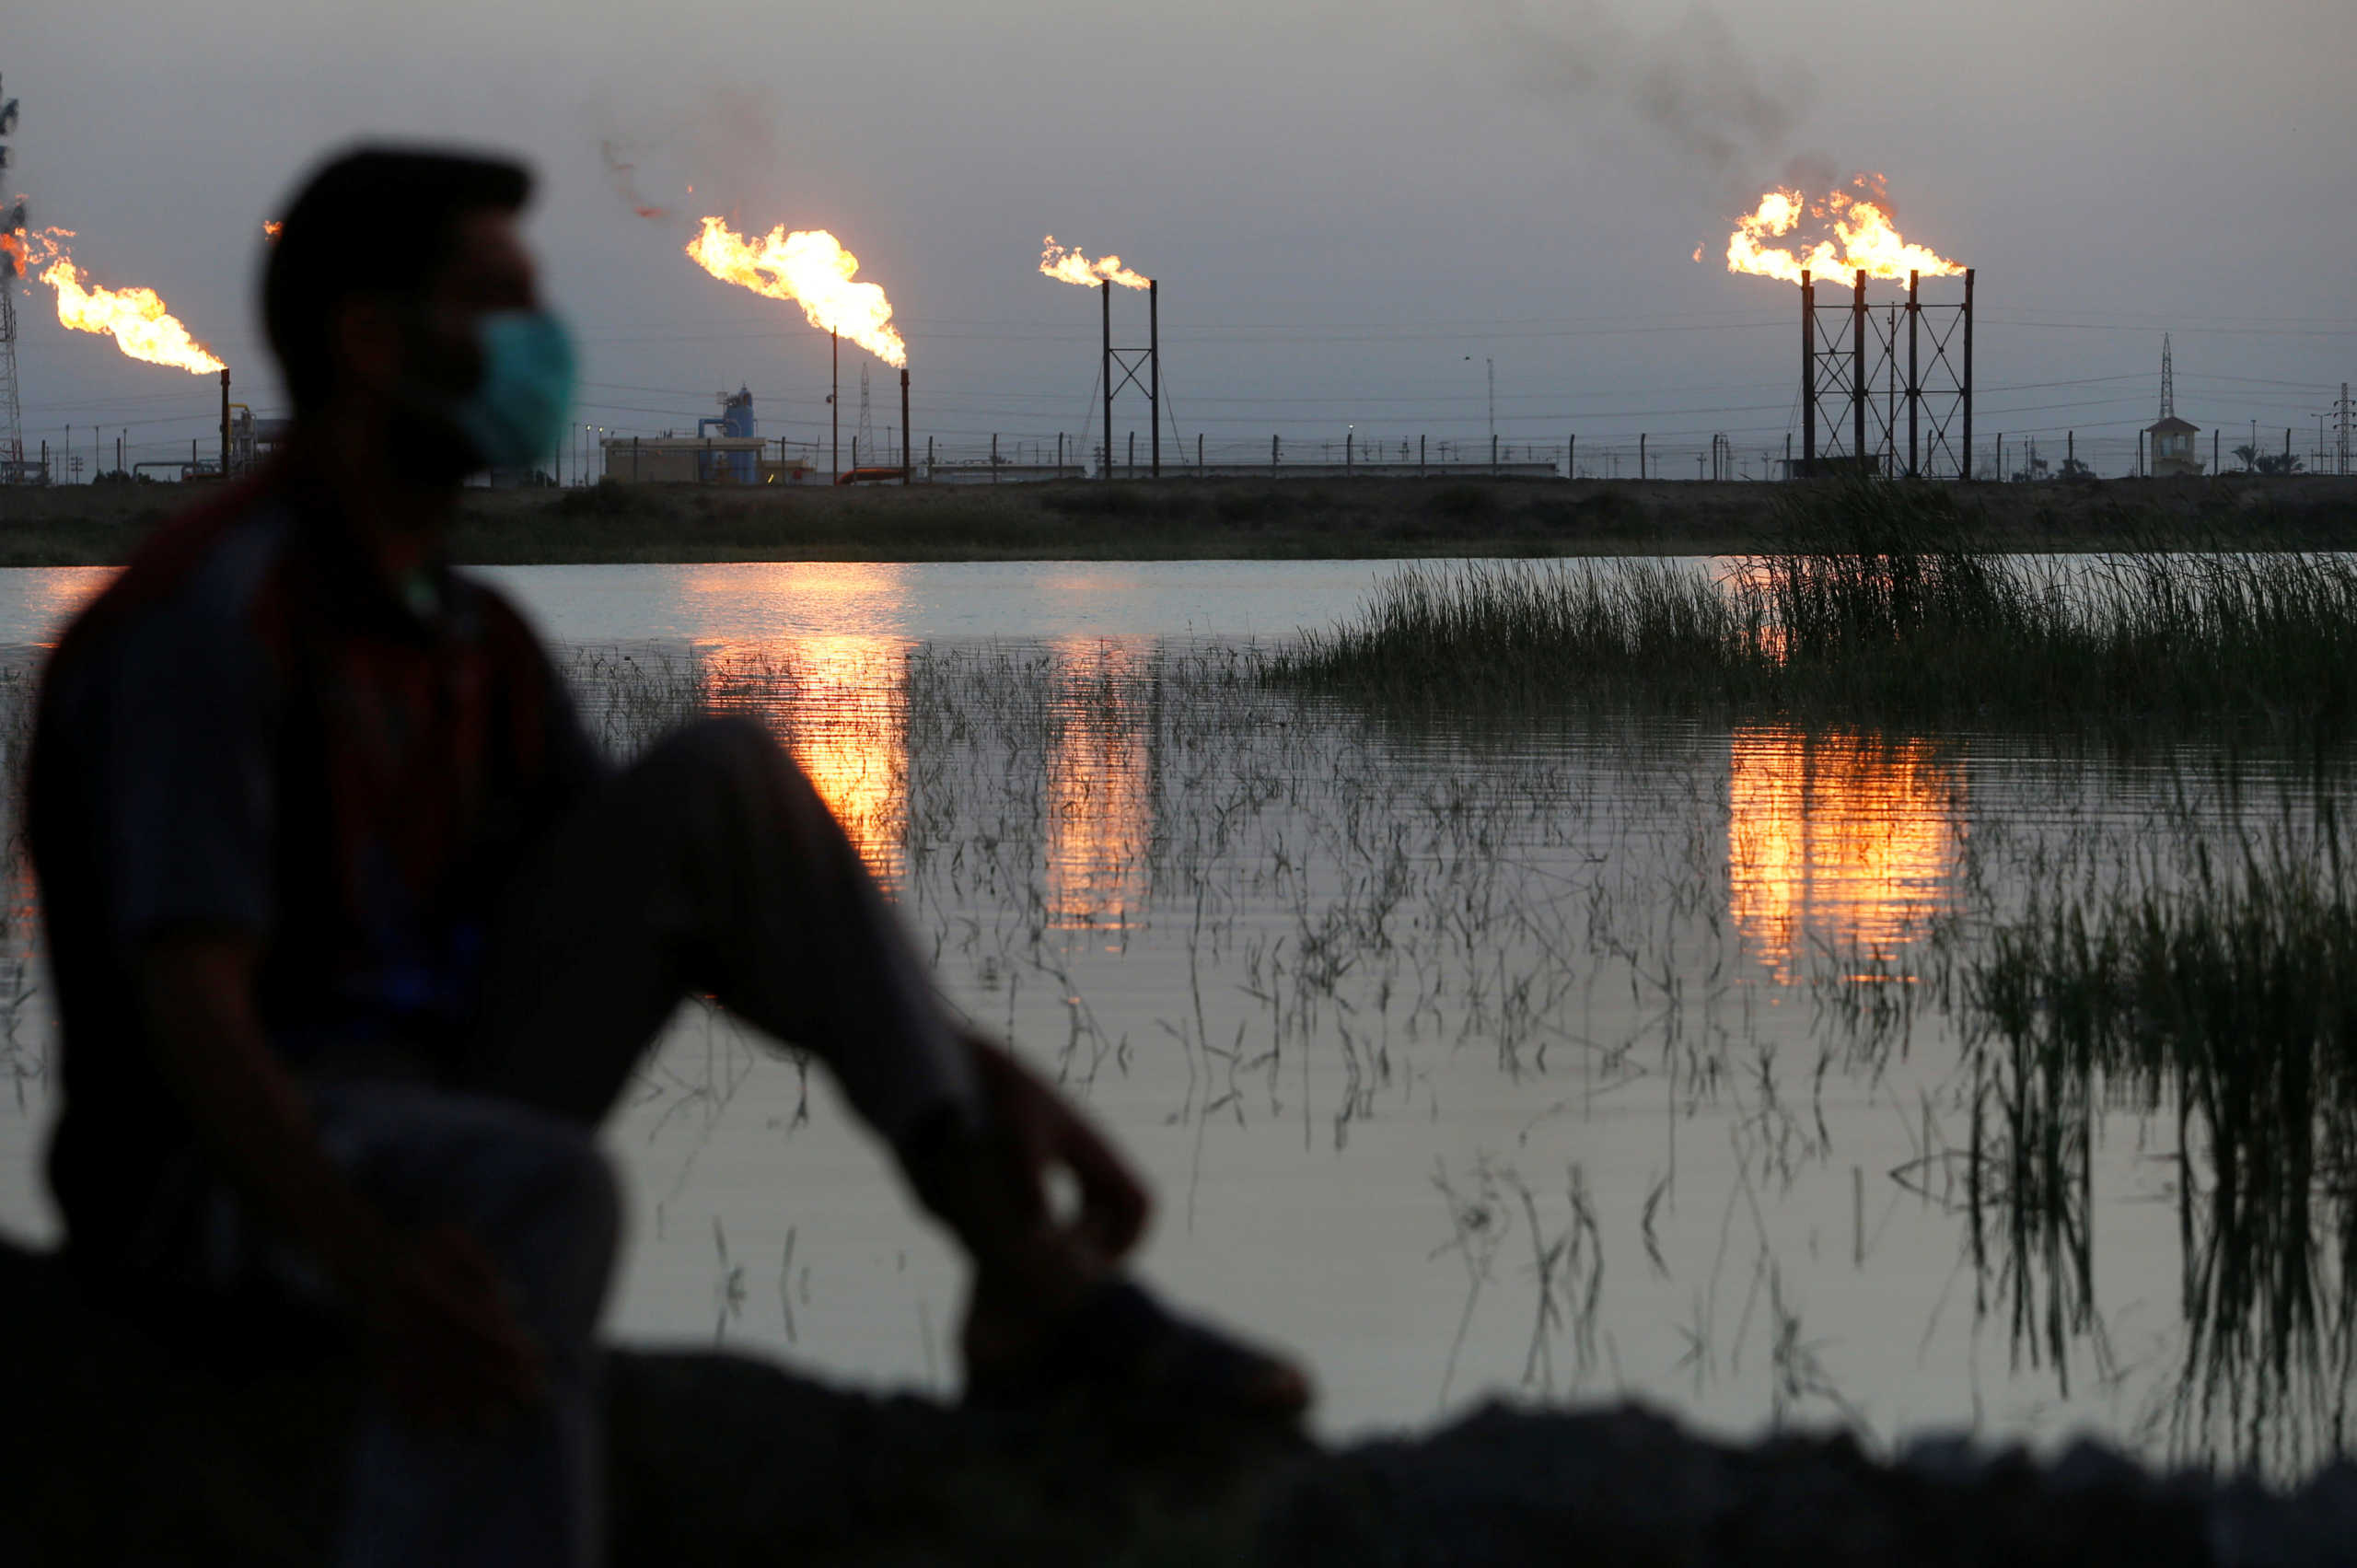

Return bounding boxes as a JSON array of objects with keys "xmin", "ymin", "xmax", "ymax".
[
  {"xmin": 1800, "ymin": 268, "xmax": 1973, "ymax": 480},
  {"xmin": 1098, "ymin": 278, "xmax": 1160, "ymax": 480}
]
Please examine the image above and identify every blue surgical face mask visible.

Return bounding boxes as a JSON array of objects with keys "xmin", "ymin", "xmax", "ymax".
[{"xmin": 447, "ymin": 308, "xmax": 575, "ymax": 470}]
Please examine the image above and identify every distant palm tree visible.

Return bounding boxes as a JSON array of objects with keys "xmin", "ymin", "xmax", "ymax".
[{"xmin": 2232, "ymin": 443, "xmax": 2304, "ymax": 476}]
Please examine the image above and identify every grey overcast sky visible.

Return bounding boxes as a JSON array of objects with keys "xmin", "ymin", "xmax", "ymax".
[{"xmin": 6, "ymin": 0, "xmax": 2354, "ymax": 475}]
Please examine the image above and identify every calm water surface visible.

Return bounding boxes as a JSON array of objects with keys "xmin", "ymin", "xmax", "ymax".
[{"xmin": 0, "ymin": 561, "xmax": 2338, "ymax": 1467}]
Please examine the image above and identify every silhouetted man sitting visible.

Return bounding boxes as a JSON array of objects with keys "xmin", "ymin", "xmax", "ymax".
[{"xmin": 28, "ymin": 145, "xmax": 1306, "ymax": 1567}]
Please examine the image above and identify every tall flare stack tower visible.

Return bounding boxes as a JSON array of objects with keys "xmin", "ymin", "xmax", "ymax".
[{"xmin": 0, "ymin": 72, "xmax": 27, "ymax": 482}]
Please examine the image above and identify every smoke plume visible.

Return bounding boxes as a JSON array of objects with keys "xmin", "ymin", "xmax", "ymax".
[
  {"xmin": 1494, "ymin": 1, "xmax": 1816, "ymax": 189},
  {"xmin": 587, "ymin": 85, "xmax": 786, "ymax": 226}
]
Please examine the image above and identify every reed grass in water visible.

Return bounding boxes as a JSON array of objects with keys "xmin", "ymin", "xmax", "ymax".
[
  {"xmin": 1271, "ymin": 482, "xmax": 2357, "ymax": 736},
  {"xmin": 1959, "ymin": 806, "xmax": 2357, "ymax": 1469}
]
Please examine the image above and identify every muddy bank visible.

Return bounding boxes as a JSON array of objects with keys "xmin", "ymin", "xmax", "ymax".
[
  {"xmin": 0, "ymin": 473, "xmax": 2351, "ymax": 566},
  {"xmin": 6, "ymin": 1237, "xmax": 2353, "ymax": 1566}
]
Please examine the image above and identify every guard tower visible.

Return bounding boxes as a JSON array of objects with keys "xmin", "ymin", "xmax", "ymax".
[{"xmin": 2146, "ymin": 334, "xmax": 2203, "ymax": 477}]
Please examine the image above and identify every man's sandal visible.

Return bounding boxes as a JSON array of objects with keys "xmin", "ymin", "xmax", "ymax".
[{"xmin": 966, "ymin": 1277, "xmax": 1312, "ymax": 1426}]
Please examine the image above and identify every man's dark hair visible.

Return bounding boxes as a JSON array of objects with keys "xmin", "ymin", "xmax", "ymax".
[{"xmin": 263, "ymin": 145, "xmax": 531, "ymax": 414}]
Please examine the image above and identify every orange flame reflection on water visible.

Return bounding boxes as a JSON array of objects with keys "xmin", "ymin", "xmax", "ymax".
[
  {"xmin": 1726, "ymin": 726, "xmax": 1962, "ymax": 981},
  {"xmin": 778, "ymin": 635, "xmax": 908, "ymax": 884},
  {"xmin": 684, "ymin": 617, "xmax": 1154, "ymax": 927},
  {"xmin": 696, "ymin": 633, "xmax": 909, "ymax": 884},
  {"xmin": 1045, "ymin": 638, "xmax": 1152, "ymax": 933}
]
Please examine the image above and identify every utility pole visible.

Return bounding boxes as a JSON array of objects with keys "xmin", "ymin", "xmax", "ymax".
[
  {"xmin": 830, "ymin": 331, "xmax": 839, "ymax": 481},
  {"xmin": 1148, "ymin": 278, "xmax": 1160, "ymax": 480},
  {"xmin": 1852, "ymin": 270, "xmax": 1867, "ymax": 473},
  {"xmin": 1487, "ymin": 357, "xmax": 1496, "ymax": 452},
  {"xmin": 1801, "ymin": 271, "xmax": 1816, "ymax": 475},
  {"xmin": 856, "ymin": 362, "xmax": 874, "ymax": 465},
  {"xmin": 2338, "ymin": 383, "xmax": 2352, "ymax": 476},
  {"xmin": 1101, "ymin": 281, "xmax": 1113, "ymax": 481},
  {"xmin": 1906, "ymin": 270, "xmax": 1920, "ymax": 478},
  {"xmin": 1962, "ymin": 269, "xmax": 1975, "ymax": 482},
  {"xmin": 0, "ymin": 75, "xmax": 27, "ymax": 483}
]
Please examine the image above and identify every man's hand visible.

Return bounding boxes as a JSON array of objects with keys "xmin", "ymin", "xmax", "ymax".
[
  {"xmin": 354, "ymin": 1223, "xmax": 545, "ymax": 1428},
  {"xmin": 901, "ymin": 1035, "xmax": 1153, "ymax": 1387},
  {"xmin": 968, "ymin": 1036, "xmax": 1151, "ymax": 1264},
  {"xmin": 141, "ymin": 934, "xmax": 540, "ymax": 1426}
]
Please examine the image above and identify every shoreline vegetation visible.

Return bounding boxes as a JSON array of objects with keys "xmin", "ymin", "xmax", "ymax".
[
  {"xmin": 0, "ymin": 470, "xmax": 2344, "ymax": 567},
  {"xmin": 1954, "ymin": 807, "xmax": 2357, "ymax": 1470},
  {"xmin": 1263, "ymin": 482, "xmax": 2357, "ymax": 738}
]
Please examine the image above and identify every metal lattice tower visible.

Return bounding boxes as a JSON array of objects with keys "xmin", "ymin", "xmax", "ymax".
[
  {"xmin": 854, "ymin": 362, "xmax": 873, "ymax": 459},
  {"xmin": 0, "ymin": 75, "xmax": 25, "ymax": 482},
  {"xmin": 1091, "ymin": 278, "xmax": 1161, "ymax": 479},
  {"xmin": 1799, "ymin": 267, "xmax": 1974, "ymax": 480},
  {"xmin": 2160, "ymin": 333, "xmax": 2176, "ymax": 421}
]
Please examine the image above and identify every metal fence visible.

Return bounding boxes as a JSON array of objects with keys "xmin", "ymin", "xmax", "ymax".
[{"xmin": 555, "ymin": 428, "xmax": 2349, "ymax": 488}]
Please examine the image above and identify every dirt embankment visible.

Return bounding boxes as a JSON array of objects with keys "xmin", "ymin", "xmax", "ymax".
[
  {"xmin": 0, "ymin": 473, "xmax": 2351, "ymax": 567},
  {"xmin": 6, "ymin": 1236, "xmax": 2342, "ymax": 1568}
]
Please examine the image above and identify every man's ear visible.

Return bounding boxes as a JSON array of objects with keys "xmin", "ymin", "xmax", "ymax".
[{"xmin": 329, "ymin": 296, "xmax": 403, "ymax": 401}]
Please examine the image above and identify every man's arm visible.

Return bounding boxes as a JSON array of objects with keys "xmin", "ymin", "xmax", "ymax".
[{"xmin": 142, "ymin": 931, "xmax": 541, "ymax": 1421}]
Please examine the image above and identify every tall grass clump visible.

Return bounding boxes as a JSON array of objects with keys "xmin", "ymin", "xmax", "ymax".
[
  {"xmin": 1271, "ymin": 557, "xmax": 1762, "ymax": 708},
  {"xmin": 1958, "ymin": 809, "xmax": 2357, "ymax": 1470},
  {"xmin": 1271, "ymin": 480, "xmax": 2357, "ymax": 738}
]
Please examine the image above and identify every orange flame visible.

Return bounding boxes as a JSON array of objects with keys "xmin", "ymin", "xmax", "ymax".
[
  {"xmin": 1039, "ymin": 235, "xmax": 1149, "ymax": 290},
  {"xmin": 262, "ymin": 220, "xmax": 283, "ymax": 241},
  {"xmin": 685, "ymin": 216, "xmax": 906, "ymax": 367},
  {"xmin": 22, "ymin": 228, "xmax": 225, "ymax": 375},
  {"xmin": 1724, "ymin": 174, "xmax": 1962, "ymax": 285},
  {"xmin": 0, "ymin": 229, "xmax": 24, "ymax": 280}
]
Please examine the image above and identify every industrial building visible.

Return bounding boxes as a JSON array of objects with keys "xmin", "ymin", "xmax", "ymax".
[{"xmin": 599, "ymin": 387, "xmax": 815, "ymax": 485}]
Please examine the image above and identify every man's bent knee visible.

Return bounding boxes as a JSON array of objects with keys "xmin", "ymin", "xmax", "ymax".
[{"xmin": 644, "ymin": 714, "xmax": 782, "ymax": 787}]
